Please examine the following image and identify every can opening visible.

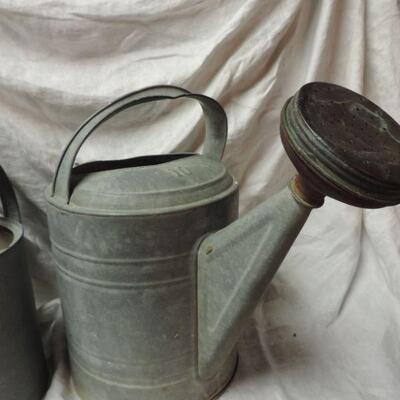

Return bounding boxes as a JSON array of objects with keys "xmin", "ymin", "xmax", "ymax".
[
  {"xmin": 72, "ymin": 153, "xmax": 195, "ymax": 175},
  {"xmin": 0, "ymin": 225, "xmax": 13, "ymax": 250}
]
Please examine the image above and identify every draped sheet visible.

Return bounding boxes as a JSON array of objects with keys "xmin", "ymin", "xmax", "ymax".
[{"xmin": 0, "ymin": 0, "xmax": 400, "ymax": 398}]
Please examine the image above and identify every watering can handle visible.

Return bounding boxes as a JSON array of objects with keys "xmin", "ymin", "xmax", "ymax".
[
  {"xmin": 0, "ymin": 166, "xmax": 21, "ymax": 223},
  {"xmin": 51, "ymin": 85, "xmax": 228, "ymax": 203}
]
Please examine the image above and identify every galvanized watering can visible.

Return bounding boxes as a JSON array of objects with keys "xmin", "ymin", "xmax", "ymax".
[
  {"xmin": 0, "ymin": 166, "xmax": 48, "ymax": 400},
  {"xmin": 46, "ymin": 83, "xmax": 400, "ymax": 400}
]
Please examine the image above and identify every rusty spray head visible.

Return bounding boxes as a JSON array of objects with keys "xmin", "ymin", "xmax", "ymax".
[{"xmin": 281, "ymin": 82, "xmax": 400, "ymax": 208}]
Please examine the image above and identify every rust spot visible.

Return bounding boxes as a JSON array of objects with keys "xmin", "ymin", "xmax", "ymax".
[
  {"xmin": 291, "ymin": 175, "xmax": 325, "ymax": 208},
  {"xmin": 206, "ymin": 245, "xmax": 214, "ymax": 255}
]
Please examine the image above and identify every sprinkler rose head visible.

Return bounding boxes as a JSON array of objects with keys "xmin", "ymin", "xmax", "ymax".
[{"xmin": 281, "ymin": 82, "xmax": 400, "ymax": 208}]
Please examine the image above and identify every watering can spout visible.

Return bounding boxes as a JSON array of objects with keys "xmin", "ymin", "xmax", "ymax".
[
  {"xmin": 197, "ymin": 81, "xmax": 400, "ymax": 379},
  {"xmin": 197, "ymin": 176, "xmax": 321, "ymax": 378}
]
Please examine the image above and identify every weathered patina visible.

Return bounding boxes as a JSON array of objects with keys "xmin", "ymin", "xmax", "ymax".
[{"xmin": 281, "ymin": 82, "xmax": 400, "ymax": 207}]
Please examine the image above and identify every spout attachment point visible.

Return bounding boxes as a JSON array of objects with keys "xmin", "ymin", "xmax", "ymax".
[{"xmin": 290, "ymin": 175, "xmax": 325, "ymax": 208}]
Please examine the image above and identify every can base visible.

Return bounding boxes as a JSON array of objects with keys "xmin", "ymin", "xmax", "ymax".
[
  {"xmin": 208, "ymin": 354, "xmax": 238, "ymax": 400},
  {"xmin": 71, "ymin": 351, "xmax": 238, "ymax": 400}
]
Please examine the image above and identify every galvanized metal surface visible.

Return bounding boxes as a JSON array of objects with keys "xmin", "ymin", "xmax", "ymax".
[
  {"xmin": 0, "ymin": 166, "xmax": 48, "ymax": 400},
  {"xmin": 46, "ymin": 86, "xmax": 239, "ymax": 400},
  {"xmin": 197, "ymin": 183, "xmax": 312, "ymax": 378},
  {"xmin": 281, "ymin": 82, "xmax": 400, "ymax": 208}
]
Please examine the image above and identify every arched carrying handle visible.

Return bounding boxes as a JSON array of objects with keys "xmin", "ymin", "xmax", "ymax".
[
  {"xmin": 0, "ymin": 166, "xmax": 21, "ymax": 223},
  {"xmin": 51, "ymin": 85, "xmax": 228, "ymax": 204}
]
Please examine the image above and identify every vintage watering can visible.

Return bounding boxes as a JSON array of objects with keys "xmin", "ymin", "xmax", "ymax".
[
  {"xmin": 0, "ymin": 166, "xmax": 48, "ymax": 400},
  {"xmin": 46, "ymin": 82, "xmax": 400, "ymax": 400}
]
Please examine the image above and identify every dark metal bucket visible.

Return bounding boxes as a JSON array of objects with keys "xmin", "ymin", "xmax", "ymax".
[{"xmin": 0, "ymin": 166, "xmax": 48, "ymax": 400}]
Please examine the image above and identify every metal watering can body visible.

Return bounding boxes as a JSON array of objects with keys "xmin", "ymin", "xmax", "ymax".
[
  {"xmin": 0, "ymin": 167, "xmax": 48, "ymax": 400},
  {"xmin": 46, "ymin": 86, "xmax": 240, "ymax": 399},
  {"xmin": 46, "ymin": 84, "xmax": 400, "ymax": 400}
]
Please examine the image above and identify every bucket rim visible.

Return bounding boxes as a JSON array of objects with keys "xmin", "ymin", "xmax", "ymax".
[{"xmin": 0, "ymin": 219, "xmax": 23, "ymax": 255}]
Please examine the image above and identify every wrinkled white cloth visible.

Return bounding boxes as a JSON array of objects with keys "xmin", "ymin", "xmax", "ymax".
[{"xmin": 1, "ymin": 0, "xmax": 400, "ymax": 399}]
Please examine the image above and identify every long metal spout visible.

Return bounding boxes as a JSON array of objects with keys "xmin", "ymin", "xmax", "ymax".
[
  {"xmin": 197, "ymin": 178, "xmax": 319, "ymax": 378},
  {"xmin": 197, "ymin": 80, "xmax": 400, "ymax": 379}
]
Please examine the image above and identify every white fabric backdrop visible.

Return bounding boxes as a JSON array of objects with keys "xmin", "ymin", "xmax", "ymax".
[{"xmin": 1, "ymin": 0, "xmax": 400, "ymax": 399}]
